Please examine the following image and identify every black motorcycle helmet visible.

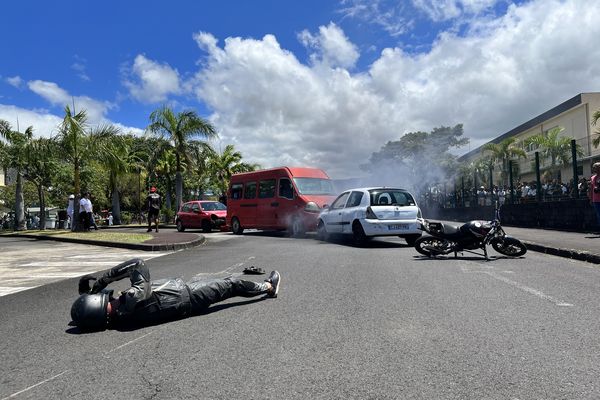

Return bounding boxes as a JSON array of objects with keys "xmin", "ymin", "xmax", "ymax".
[{"xmin": 70, "ymin": 292, "xmax": 110, "ymax": 330}]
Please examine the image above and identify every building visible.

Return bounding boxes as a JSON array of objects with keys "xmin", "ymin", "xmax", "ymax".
[{"xmin": 459, "ymin": 92, "xmax": 600, "ymax": 184}]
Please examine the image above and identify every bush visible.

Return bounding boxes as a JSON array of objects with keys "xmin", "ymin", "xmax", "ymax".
[
  {"xmin": 161, "ymin": 207, "xmax": 174, "ymax": 224},
  {"xmin": 120, "ymin": 211, "xmax": 133, "ymax": 225}
]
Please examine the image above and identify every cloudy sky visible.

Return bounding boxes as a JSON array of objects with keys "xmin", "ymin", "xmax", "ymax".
[{"xmin": 1, "ymin": 0, "xmax": 599, "ymax": 178}]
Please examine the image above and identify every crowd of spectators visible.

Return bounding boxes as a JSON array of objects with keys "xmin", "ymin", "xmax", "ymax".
[{"xmin": 420, "ymin": 176, "xmax": 594, "ymax": 208}]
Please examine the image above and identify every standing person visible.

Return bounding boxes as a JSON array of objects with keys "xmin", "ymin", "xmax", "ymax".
[
  {"xmin": 88, "ymin": 195, "xmax": 99, "ymax": 231},
  {"xmin": 66, "ymin": 194, "xmax": 75, "ymax": 230},
  {"xmin": 108, "ymin": 212, "xmax": 113, "ymax": 226},
  {"xmin": 70, "ymin": 258, "xmax": 281, "ymax": 331},
  {"xmin": 589, "ymin": 162, "xmax": 600, "ymax": 232},
  {"xmin": 146, "ymin": 186, "xmax": 161, "ymax": 233},
  {"xmin": 79, "ymin": 192, "xmax": 91, "ymax": 231}
]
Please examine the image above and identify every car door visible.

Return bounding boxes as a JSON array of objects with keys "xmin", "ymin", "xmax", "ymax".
[
  {"xmin": 190, "ymin": 202, "xmax": 202, "ymax": 228},
  {"xmin": 340, "ymin": 191, "xmax": 364, "ymax": 234},
  {"xmin": 256, "ymin": 178, "xmax": 278, "ymax": 228},
  {"xmin": 324, "ymin": 191, "xmax": 350, "ymax": 233}
]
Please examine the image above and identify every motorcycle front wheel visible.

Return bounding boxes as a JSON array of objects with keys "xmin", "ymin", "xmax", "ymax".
[
  {"xmin": 414, "ymin": 236, "xmax": 448, "ymax": 257},
  {"xmin": 491, "ymin": 237, "xmax": 527, "ymax": 257}
]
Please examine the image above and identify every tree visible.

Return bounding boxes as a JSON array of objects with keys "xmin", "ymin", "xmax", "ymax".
[
  {"xmin": 482, "ymin": 137, "xmax": 527, "ymax": 186},
  {"xmin": 0, "ymin": 119, "xmax": 32, "ymax": 230},
  {"xmin": 23, "ymin": 138, "xmax": 61, "ymax": 230},
  {"xmin": 525, "ymin": 126, "xmax": 583, "ymax": 179},
  {"xmin": 56, "ymin": 106, "xmax": 120, "ymax": 230},
  {"xmin": 362, "ymin": 124, "xmax": 469, "ymax": 191},
  {"xmin": 592, "ymin": 109, "xmax": 600, "ymax": 148},
  {"xmin": 207, "ymin": 144, "xmax": 259, "ymax": 198},
  {"xmin": 147, "ymin": 106, "xmax": 218, "ymax": 210}
]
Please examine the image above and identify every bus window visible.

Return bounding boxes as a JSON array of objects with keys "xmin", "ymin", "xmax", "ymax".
[
  {"xmin": 259, "ymin": 179, "xmax": 276, "ymax": 198},
  {"xmin": 279, "ymin": 178, "xmax": 293, "ymax": 200},
  {"xmin": 244, "ymin": 182, "xmax": 257, "ymax": 199},
  {"xmin": 231, "ymin": 183, "xmax": 243, "ymax": 200}
]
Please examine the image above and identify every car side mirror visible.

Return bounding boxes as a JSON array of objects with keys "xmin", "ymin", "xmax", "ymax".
[{"xmin": 322, "ymin": 204, "xmax": 329, "ymax": 210}]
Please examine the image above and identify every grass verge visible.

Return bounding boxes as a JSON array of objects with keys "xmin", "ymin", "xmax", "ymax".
[{"xmin": 3, "ymin": 230, "xmax": 153, "ymax": 244}]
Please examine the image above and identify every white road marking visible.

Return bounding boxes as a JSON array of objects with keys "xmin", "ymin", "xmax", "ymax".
[
  {"xmin": 461, "ymin": 265, "xmax": 574, "ymax": 307},
  {"xmin": 0, "ymin": 241, "xmax": 173, "ymax": 297},
  {"xmin": 108, "ymin": 332, "xmax": 155, "ymax": 353},
  {"xmin": 1, "ymin": 370, "xmax": 70, "ymax": 400}
]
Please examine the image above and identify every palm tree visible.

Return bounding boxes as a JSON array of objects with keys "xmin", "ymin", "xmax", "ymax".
[
  {"xmin": 525, "ymin": 126, "xmax": 583, "ymax": 179},
  {"xmin": 23, "ymin": 138, "xmax": 61, "ymax": 230},
  {"xmin": 592, "ymin": 109, "xmax": 600, "ymax": 148},
  {"xmin": 207, "ymin": 144, "xmax": 259, "ymax": 198},
  {"xmin": 154, "ymin": 148, "xmax": 177, "ymax": 211},
  {"xmin": 56, "ymin": 106, "xmax": 120, "ymax": 230},
  {"xmin": 482, "ymin": 137, "xmax": 526, "ymax": 186},
  {"xmin": 0, "ymin": 119, "xmax": 32, "ymax": 230},
  {"xmin": 147, "ymin": 106, "xmax": 218, "ymax": 209}
]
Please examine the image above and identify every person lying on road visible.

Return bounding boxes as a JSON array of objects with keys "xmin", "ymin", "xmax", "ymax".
[{"xmin": 70, "ymin": 258, "xmax": 280, "ymax": 331}]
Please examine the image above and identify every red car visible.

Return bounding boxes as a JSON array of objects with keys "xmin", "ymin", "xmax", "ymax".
[{"xmin": 176, "ymin": 201, "xmax": 227, "ymax": 233}]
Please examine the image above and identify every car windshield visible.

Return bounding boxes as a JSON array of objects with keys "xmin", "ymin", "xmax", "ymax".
[
  {"xmin": 293, "ymin": 178, "xmax": 336, "ymax": 195},
  {"xmin": 369, "ymin": 189, "xmax": 415, "ymax": 206},
  {"xmin": 201, "ymin": 202, "xmax": 226, "ymax": 211}
]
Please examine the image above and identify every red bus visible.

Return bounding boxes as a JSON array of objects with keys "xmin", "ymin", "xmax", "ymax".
[{"xmin": 226, "ymin": 167, "xmax": 336, "ymax": 236}]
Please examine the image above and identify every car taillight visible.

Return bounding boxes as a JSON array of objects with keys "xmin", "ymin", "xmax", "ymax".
[
  {"xmin": 366, "ymin": 206, "xmax": 378, "ymax": 219},
  {"xmin": 304, "ymin": 201, "xmax": 320, "ymax": 213}
]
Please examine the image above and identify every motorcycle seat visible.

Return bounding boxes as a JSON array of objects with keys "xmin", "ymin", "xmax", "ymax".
[{"xmin": 440, "ymin": 223, "xmax": 460, "ymax": 235}]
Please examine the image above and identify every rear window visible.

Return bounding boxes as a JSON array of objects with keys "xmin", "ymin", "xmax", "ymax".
[
  {"xmin": 201, "ymin": 202, "xmax": 226, "ymax": 211},
  {"xmin": 259, "ymin": 179, "xmax": 276, "ymax": 198},
  {"xmin": 181, "ymin": 203, "xmax": 191, "ymax": 212},
  {"xmin": 369, "ymin": 189, "xmax": 415, "ymax": 206}
]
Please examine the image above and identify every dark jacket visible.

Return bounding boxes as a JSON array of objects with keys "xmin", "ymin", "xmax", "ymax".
[
  {"xmin": 97, "ymin": 259, "xmax": 191, "ymax": 325},
  {"xmin": 146, "ymin": 193, "xmax": 161, "ymax": 212}
]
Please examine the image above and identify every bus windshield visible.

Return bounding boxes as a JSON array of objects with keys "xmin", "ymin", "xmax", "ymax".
[{"xmin": 293, "ymin": 178, "xmax": 336, "ymax": 195}]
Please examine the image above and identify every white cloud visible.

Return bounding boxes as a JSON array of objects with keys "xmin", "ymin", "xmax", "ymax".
[
  {"xmin": 298, "ymin": 22, "xmax": 360, "ymax": 68},
  {"xmin": 124, "ymin": 54, "xmax": 181, "ymax": 103},
  {"xmin": 28, "ymin": 80, "xmax": 113, "ymax": 123},
  {"xmin": 0, "ymin": 104, "xmax": 62, "ymax": 137},
  {"xmin": 190, "ymin": 0, "xmax": 600, "ymax": 178},
  {"xmin": 6, "ymin": 76, "xmax": 23, "ymax": 88},
  {"xmin": 0, "ymin": 82, "xmax": 143, "ymax": 138}
]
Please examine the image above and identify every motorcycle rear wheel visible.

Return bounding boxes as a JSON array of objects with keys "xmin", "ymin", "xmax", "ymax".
[
  {"xmin": 414, "ymin": 236, "xmax": 448, "ymax": 257},
  {"xmin": 491, "ymin": 237, "xmax": 527, "ymax": 257}
]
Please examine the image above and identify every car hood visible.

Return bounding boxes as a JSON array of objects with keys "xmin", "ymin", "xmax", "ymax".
[
  {"xmin": 302, "ymin": 195, "xmax": 337, "ymax": 209},
  {"xmin": 371, "ymin": 205, "xmax": 419, "ymax": 220}
]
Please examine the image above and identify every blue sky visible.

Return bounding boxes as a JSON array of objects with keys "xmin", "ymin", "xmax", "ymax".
[{"xmin": 2, "ymin": 0, "xmax": 599, "ymax": 178}]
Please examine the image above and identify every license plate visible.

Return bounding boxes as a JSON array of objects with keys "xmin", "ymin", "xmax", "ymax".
[{"xmin": 388, "ymin": 224, "xmax": 409, "ymax": 230}]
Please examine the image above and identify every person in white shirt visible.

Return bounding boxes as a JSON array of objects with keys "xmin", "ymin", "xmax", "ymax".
[{"xmin": 80, "ymin": 192, "xmax": 92, "ymax": 231}]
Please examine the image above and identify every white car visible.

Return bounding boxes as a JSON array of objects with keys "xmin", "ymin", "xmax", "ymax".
[{"xmin": 317, "ymin": 187, "xmax": 423, "ymax": 245}]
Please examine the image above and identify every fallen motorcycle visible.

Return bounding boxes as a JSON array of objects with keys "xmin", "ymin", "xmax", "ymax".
[{"xmin": 414, "ymin": 212, "xmax": 527, "ymax": 260}]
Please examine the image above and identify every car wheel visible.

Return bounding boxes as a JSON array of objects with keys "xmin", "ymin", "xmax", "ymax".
[
  {"xmin": 403, "ymin": 234, "xmax": 422, "ymax": 246},
  {"xmin": 316, "ymin": 220, "xmax": 329, "ymax": 241},
  {"xmin": 289, "ymin": 218, "xmax": 305, "ymax": 238},
  {"xmin": 231, "ymin": 217, "xmax": 244, "ymax": 235},
  {"xmin": 352, "ymin": 221, "xmax": 368, "ymax": 246},
  {"xmin": 176, "ymin": 220, "xmax": 185, "ymax": 232},
  {"xmin": 201, "ymin": 220, "xmax": 212, "ymax": 233}
]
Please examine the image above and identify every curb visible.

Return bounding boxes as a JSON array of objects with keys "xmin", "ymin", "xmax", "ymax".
[
  {"xmin": 4, "ymin": 233, "xmax": 205, "ymax": 252},
  {"xmin": 522, "ymin": 240, "xmax": 600, "ymax": 264}
]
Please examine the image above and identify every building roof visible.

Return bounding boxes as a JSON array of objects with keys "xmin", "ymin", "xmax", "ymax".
[{"xmin": 459, "ymin": 93, "xmax": 592, "ymax": 161}]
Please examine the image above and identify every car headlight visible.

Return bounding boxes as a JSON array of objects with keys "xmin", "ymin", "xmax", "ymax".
[{"xmin": 304, "ymin": 201, "xmax": 320, "ymax": 213}]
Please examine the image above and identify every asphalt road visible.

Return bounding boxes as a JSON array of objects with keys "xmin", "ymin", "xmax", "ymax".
[{"xmin": 1, "ymin": 232, "xmax": 599, "ymax": 399}]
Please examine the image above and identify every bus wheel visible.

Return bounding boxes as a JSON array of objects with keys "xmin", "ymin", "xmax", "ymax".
[
  {"xmin": 231, "ymin": 217, "xmax": 244, "ymax": 235},
  {"xmin": 289, "ymin": 218, "xmax": 305, "ymax": 238}
]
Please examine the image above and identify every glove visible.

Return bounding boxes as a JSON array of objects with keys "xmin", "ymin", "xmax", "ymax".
[
  {"xmin": 78, "ymin": 275, "xmax": 97, "ymax": 294},
  {"xmin": 91, "ymin": 278, "xmax": 108, "ymax": 294}
]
